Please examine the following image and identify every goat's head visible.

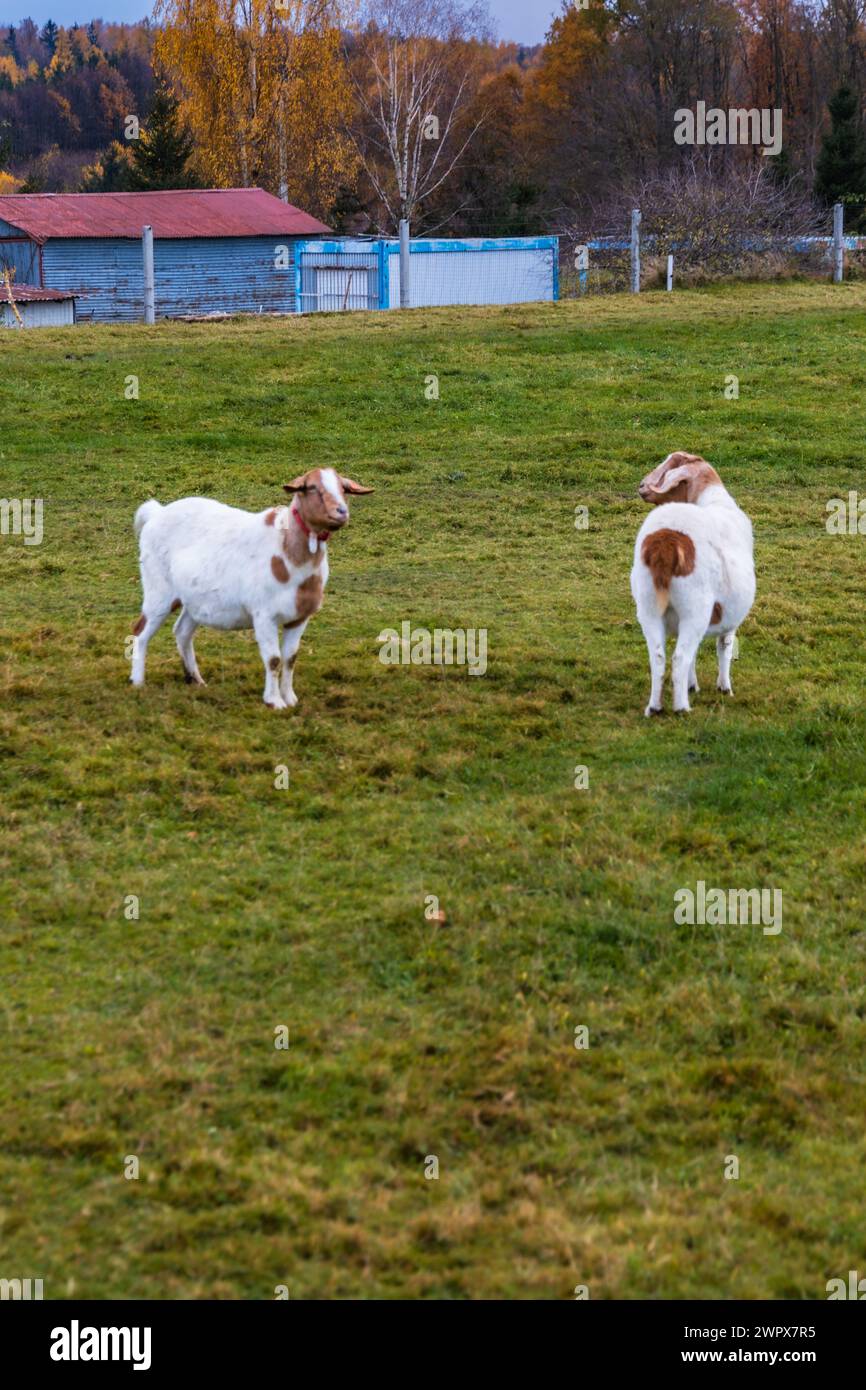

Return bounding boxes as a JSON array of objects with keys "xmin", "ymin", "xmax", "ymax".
[
  {"xmin": 638, "ymin": 452, "xmax": 722, "ymax": 505},
  {"xmin": 283, "ymin": 467, "xmax": 374, "ymax": 533}
]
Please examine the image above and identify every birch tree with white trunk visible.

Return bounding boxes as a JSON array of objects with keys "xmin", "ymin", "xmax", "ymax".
[{"xmin": 344, "ymin": 0, "xmax": 491, "ymax": 231}]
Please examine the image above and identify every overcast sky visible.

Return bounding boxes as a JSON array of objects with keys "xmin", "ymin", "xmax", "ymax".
[{"xmin": 6, "ymin": 1, "xmax": 557, "ymax": 47}]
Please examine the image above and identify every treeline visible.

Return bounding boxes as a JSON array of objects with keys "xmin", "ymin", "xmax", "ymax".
[
  {"xmin": 0, "ymin": 18, "xmax": 154, "ymax": 193},
  {"xmin": 2, "ymin": 1, "xmax": 866, "ymax": 233}
]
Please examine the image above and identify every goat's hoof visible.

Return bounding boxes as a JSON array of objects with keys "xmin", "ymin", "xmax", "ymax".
[
  {"xmin": 264, "ymin": 698, "xmax": 288, "ymax": 711},
  {"xmin": 716, "ymin": 682, "xmax": 733, "ymax": 695},
  {"xmin": 673, "ymin": 705, "xmax": 691, "ymax": 715},
  {"xmin": 688, "ymin": 681, "xmax": 700, "ymax": 693},
  {"xmin": 284, "ymin": 691, "xmax": 298, "ymax": 708},
  {"xmin": 644, "ymin": 705, "xmax": 663, "ymax": 717}
]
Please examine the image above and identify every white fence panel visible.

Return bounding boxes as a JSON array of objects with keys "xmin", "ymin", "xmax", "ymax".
[{"xmin": 385, "ymin": 241, "xmax": 556, "ymax": 308}]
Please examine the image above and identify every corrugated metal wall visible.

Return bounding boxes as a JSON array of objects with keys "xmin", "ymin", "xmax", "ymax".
[
  {"xmin": 41, "ymin": 235, "xmax": 299, "ymax": 322},
  {"xmin": 0, "ymin": 219, "xmax": 41, "ymax": 284},
  {"xmin": 1, "ymin": 298, "xmax": 75, "ymax": 328}
]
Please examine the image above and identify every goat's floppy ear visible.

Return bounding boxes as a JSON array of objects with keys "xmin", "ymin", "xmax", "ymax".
[
  {"xmin": 283, "ymin": 476, "xmax": 309, "ymax": 493},
  {"xmin": 652, "ymin": 464, "xmax": 693, "ymax": 495},
  {"xmin": 340, "ymin": 476, "xmax": 375, "ymax": 495}
]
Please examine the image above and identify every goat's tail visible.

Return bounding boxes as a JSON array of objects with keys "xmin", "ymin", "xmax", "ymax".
[
  {"xmin": 641, "ymin": 528, "xmax": 697, "ymax": 614},
  {"xmin": 134, "ymin": 498, "xmax": 162, "ymax": 539}
]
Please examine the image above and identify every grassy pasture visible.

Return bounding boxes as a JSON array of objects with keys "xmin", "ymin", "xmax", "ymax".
[{"xmin": 1, "ymin": 280, "xmax": 865, "ymax": 1300}]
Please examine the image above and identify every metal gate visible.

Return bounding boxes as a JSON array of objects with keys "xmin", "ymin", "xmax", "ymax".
[{"xmin": 296, "ymin": 246, "xmax": 381, "ymax": 313}]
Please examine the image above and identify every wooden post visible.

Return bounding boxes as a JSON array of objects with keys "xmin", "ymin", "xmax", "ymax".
[
  {"xmin": 630, "ymin": 208, "xmax": 641, "ymax": 293},
  {"xmin": 666, "ymin": 254, "xmax": 673, "ymax": 292},
  {"xmin": 142, "ymin": 225, "xmax": 155, "ymax": 324},
  {"xmin": 341, "ymin": 269, "xmax": 354, "ymax": 312},
  {"xmin": 2, "ymin": 267, "xmax": 23, "ymax": 327},
  {"xmin": 833, "ymin": 203, "xmax": 844, "ymax": 283},
  {"xmin": 399, "ymin": 218, "xmax": 410, "ymax": 308}
]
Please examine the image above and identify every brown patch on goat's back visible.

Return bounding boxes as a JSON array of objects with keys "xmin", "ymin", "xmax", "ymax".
[
  {"xmin": 132, "ymin": 614, "xmax": 146, "ymax": 636},
  {"xmin": 271, "ymin": 555, "xmax": 290, "ymax": 583},
  {"xmin": 265, "ymin": 509, "xmax": 277, "ymax": 526},
  {"xmin": 711, "ymin": 601, "xmax": 723, "ymax": 625},
  {"xmin": 641, "ymin": 528, "xmax": 696, "ymax": 613}
]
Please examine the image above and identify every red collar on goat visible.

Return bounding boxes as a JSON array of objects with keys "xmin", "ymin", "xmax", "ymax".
[{"xmin": 290, "ymin": 503, "xmax": 330, "ymax": 544}]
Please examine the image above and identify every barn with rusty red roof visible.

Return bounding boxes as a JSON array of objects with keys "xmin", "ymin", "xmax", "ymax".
[{"xmin": 0, "ymin": 188, "xmax": 332, "ymax": 323}]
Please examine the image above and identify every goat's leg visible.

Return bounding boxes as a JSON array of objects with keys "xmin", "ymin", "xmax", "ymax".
[
  {"xmin": 672, "ymin": 614, "xmax": 708, "ymax": 713},
  {"xmin": 253, "ymin": 615, "xmax": 286, "ymax": 709},
  {"xmin": 279, "ymin": 618, "xmax": 309, "ymax": 708},
  {"xmin": 130, "ymin": 584, "xmax": 174, "ymax": 686},
  {"xmin": 688, "ymin": 653, "xmax": 700, "ymax": 693},
  {"xmin": 639, "ymin": 611, "xmax": 667, "ymax": 716},
  {"xmin": 174, "ymin": 609, "xmax": 206, "ymax": 686},
  {"xmin": 717, "ymin": 631, "xmax": 736, "ymax": 694}
]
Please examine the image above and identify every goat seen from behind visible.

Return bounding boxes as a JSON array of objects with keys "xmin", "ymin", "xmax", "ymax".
[
  {"xmin": 130, "ymin": 468, "xmax": 374, "ymax": 708},
  {"xmin": 631, "ymin": 452, "xmax": 756, "ymax": 717}
]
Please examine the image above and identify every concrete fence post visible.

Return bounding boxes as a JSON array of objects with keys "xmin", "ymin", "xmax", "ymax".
[
  {"xmin": 575, "ymin": 243, "xmax": 589, "ymax": 295},
  {"xmin": 630, "ymin": 208, "xmax": 641, "ymax": 293},
  {"xmin": 833, "ymin": 203, "xmax": 844, "ymax": 283},
  {"xmin": 142, "ymin": 225, "xmax": 155, "ymax": 324},
  {"xmin": 666, "ymin": 254, "xmax": 673, "ymax": 292},
  {"xmin": 399, "ymin": 218, "xmax": 411, "ymax": 308}
]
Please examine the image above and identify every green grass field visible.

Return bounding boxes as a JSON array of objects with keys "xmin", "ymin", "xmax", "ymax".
[{"xmin": 1, "ymin": 280, "xmax": 865, "ymax": 1300}]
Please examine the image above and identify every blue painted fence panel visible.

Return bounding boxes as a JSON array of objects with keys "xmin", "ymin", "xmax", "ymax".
[
  {"xmin": 295, "ymin": 236, "xmax": 559, "ymax": 312},
  {"xmin": 384, "ymin": 236, "xmax": 557, "ymax": 308}
]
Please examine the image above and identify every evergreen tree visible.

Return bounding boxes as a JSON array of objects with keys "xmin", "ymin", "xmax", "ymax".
[
  {"xmin": 80, "ymin": 141, "xmax": 134, "ymax": 192},
  {"xmin": 0, "ymin": 119, "xmax": 13, "ymax": 167},
  {"xmin": 328, "ymin": 184, "xmax": 368, "ymax": 234},
  {"xmin": 126, "ymin": 85, "xmax": 200, "ymax": 191},
  {"xmin": 815, "ymin": 84, "xmax": 866, "ymax": 230},
  {"xmin": 40, "ymin": 19, "xmax": 58, "ymax": 55}
]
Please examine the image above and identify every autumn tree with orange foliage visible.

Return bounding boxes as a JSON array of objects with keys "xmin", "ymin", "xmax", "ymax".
[
  {"xmin": 154, "ymin": 0, "xmax": 356, "ymax": 219},
  {"xmin": 5, "ymin": 2, "xmax": 866, "ymax": 227},
  {"xmin": 740, "ymin": 0, "xmax": 825, "ymax": 179},
  {"xmin": 519, "ymin": 0, "xmax": 617, "ymax": 219}
]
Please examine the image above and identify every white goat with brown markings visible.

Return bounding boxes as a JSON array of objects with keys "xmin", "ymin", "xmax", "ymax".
[
  {"xmin": 131, "ymin": 468, "xmax": 374, "ymax": 708},
  {"xmin": 631, "ymin": 452, "xmax": 756, "ymax": 716}
]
